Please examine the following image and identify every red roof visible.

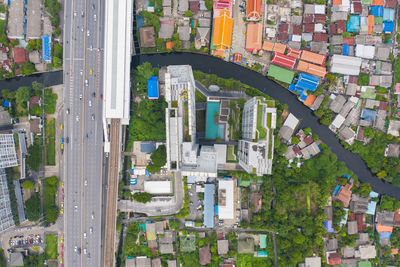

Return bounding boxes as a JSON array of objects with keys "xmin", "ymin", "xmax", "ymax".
[
  {"xmin": 379, "ymin": 101, "xmax": 387, "ymax": 111},
  {"xmin": 349, "ymin": 76, "xmax": 358, "ymax": 83},
  {"xmin": 271, "ymin": 53, "xmax": 296, "ymax": 69},
  {"xmin": 313, "ymin": 33, "xmax": 328, "ymax": 42},
  {"xmin": 330, "ymin": 24, "xmax": 337, "ymax": 35},
  {"xmin": 343, "ymin": 37, "xmax": 354, "ymax": 45},
  {"xmin": 394, "ymin": 210, "xmax": 400, "ymax": 226},
  {"xmin": 356, "ymin": 214, "xmax": 366, "ymax": 232},
  {"xmin": 279, "ymin": 23, "xmax": 289, "ymax": 33},
  {"xmin": 278, "ymin": 32, "xmax": 289, "ymax": 42},
  {"xmin": 13, "ymin": 47, "xmax": 28, "ymax": 65},
  {"xmin": 385, "ymin": 0, "xmax": 397, "ymax": 8},
  {"xmin": 292, "ymin": 24, "xmax": 302, "ymax": 35},
  {"xmin": 304, "ymin": 24, "xmax": 315, "ymax": 33},
  {"xmin": 190, "ymin": 1, "xmax": 200, "ymax": 12},
  {"xmin": 304, "ymin": 14, "xmax": 314, "ymax": 23},
  {"xmin": 352, "ymin": 2, "xmax": 362, "ymax": 13},
  {"xmin": 328, "ymin": 253, "xmax": 341, "ymax": 265},
  {"xmin": 395, "ymin": 83, "xmax": 400, "ymax": 94},
  {"xmin": 337, "ymin": 20, "xmax": 346, "ymax": 33},
  {"xmin": 287, "ymin": 48, "xmax": 301, "ymax": 58},
  {"xmin": 293, "ymin": 145, "xmax": 302, "ymax": 155},
  {"xmin": 304, "ymin": 136, "xmax": 313, "ymax": 145},
  {"xmin": 314, "ymin": 14, "xmax": 326, "ymax": 23}
]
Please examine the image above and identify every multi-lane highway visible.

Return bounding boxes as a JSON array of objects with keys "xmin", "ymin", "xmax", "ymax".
[{"xmin": 63, "ymin": 0, "xmax": 105, "ymax": 265}]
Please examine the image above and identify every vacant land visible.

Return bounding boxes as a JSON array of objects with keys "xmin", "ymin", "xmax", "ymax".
[
  {"xmin": 45, "ymin": 118, "xmax": 55, "ymax": 165},
  {"xmin": 45, "ymin": 234, "xmax": 58, "ymax": 259}
]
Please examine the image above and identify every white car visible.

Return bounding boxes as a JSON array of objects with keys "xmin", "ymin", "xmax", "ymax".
[
  {"xmin": 74, "ymin": 205, "xmax": 78, "ymax": 211},
  {"xmin": 80, "ymin": 94, "xmax": 83, "ymax": 100},
  {"xmin": 85, "ymin": 80, "xmax": 88, "ymax": 87},
  {"xmin": 91, "ymin": 213, "xmax": 94, "ymax": 220},
  {"xmin": 88, "ymin": 100, "xmax": 92, "ymax": 107},
  {"xmin": 94, "ymin": 14, "xmax": 97, "ymax": 21},
  {"xmin": 90, "ymin": 227, "xmax": 93, "ymax": 233},
  {"xmin": 74, "ymin": 11, "xmax": 77, "ymax": 16},
  {"xmin": 83, "ymin": 232, "xmax": 86, "ymax": 239},
  {"xmin": 84, "ymin": 180, "xmax": 88, "ymax": 186},
  {"xmin": 74, "ymin": 246, "xmax": 77, "ymax": 252},
  {"xmin": 76, "ymin": 116, "xmax": 79, "ymax": 122},
  {"xmin": 87, "ymin": 30, "xmax": 90, "ymax": 36},
  {"xmin": 84, "ymin": 248, "xmax": 87, "ymax": 255}
]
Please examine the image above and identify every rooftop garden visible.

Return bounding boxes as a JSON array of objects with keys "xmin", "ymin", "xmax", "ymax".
[{"xmin": 257, "ymin": 104, "xmax": 266, "ymax": 140}]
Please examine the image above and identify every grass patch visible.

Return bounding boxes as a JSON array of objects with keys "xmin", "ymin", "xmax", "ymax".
[
  {"xmin": 45, "ymin": 118, "xmax": 55, "ymax": 165},
  {"xmin": 257, "ymin": 104, "xmax": 266, "ymax": 139},
  {"xmin": 196, "ymin": 110, "xmax": 206, "ymax": 132},
  {"xmin": 44, "ymin": 176, "xmax": 59, "ymax": 224},
  {"xmin": 44, "ymin": 89, "xmax": 58, "ymax": 114},
  {"xmin": 195, "ymin": 89, "xmax": 207, "ymax": 103},
  {"xmin": 227, "ymin": 145, "xmax": 237, "ymax": 162},
  {"xmin": 45, "ymin": 234, "xmax": 58, "ymax": 259}
]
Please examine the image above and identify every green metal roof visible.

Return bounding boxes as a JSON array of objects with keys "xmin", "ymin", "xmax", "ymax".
[
  {"xmin": 259, "ymin": 234, "xmax": 267, "ymax": 249},
  {"xmin": 357, "ymin": 261, "xmax": 372, "ymax": 267},
  {"xmin": 267, "ymin": 65, "xmax": 295, "ymax": 84}
]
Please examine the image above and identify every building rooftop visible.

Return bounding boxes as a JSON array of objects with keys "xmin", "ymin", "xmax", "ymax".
[
  {"xmin": 26, "ymin": 0, "xmax": 42, "ymax": 40},
  {"xmin": 218, "ymin": 240, "xmax": 229, "ymax": 255},
  {"xmin": 139, "ymin": 27, "xmax": 156, "ymax": 47},
  {"xmin": 245, "ymin": 23, "xmax": 262, "ymax": 51},
  {"xmin": 199, "ymin": 245, "xmax": 211, "ymax": 265},
  {"xmin": 7, "ymin": 0, "xmax": 24, "ymax": 39},
  {"xmin": 204, "ymin": 183, "xmax": 215, "ymax": 228},
  {"xmin": 218, "ymin": 179, "xmax": 235, "ymax": 220}
]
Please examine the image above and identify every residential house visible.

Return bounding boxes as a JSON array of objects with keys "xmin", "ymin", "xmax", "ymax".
[
  {"xmin": 152, "ymin": 258, "xmax": 162, "ymax": 267},
  {"xmin": 343, "ymin": 247, "xmax": 355, "ymax": 258},
  {"xmin": 30, "ymin": 118, "xmax": 42, "ymax": 134},
  {"xmin": 387, "ymin": 144, "xmax": 399, "ymax": 158},
  {"xmin": 13, "ymin": 47, "xmax": 28, "ymax": 65},
  {"xmin": 325, "ymin": 238, "xmax": 338, "ymax": 251},
  {"xmin": 355, "ymin": 245, "xmax": 377, "ymax": 260},
  {"xmin": 377, "ymin": 211, "xmax": 395, "ymax": 226},
  {"xmin": 199, "ymin": 245, "xmax": 211, "ymax": 265},
  {"xmin": 304, "ymin": 257, "xmax": 321, "ymax": 267},
  {"xmin": 250, "ymin": 192, "xmax": 262, "ymax": 213},
  {"xmin": 347, "ymin": 221, "xmax": 358, "ymax": 235},
  {"xmin": 333, "ymin": 183, "xmax": 353, "ymax": 207},
  {"xmin": 218, "ymin": 239, "xmax": 229, "ymax": 255},
  {"xmin": 349, "ymin": 195, "xmax": 369, "ymax": 214},
  {"xmin": 338, "ymin": 126, "xmax": 356, "ymax": 145},
  {"xmin": 177, "ymin": 26, "xmax": 191, "ymax": 41},
  {"xmin": 328, "ymin": 252, "xmax": 341, "ymax": 265},
  {"xmin": 167, "ymin": 260, "xmax": 177, "ymax": 267},
  {"xmin": 278, "ymin": 113, "xmax": 299, "ymax": 142},
  {"xmin": 178, "ymin": 0, "xmax": 189, "ymax": 13},
  {"xmin": 238, "ymin": 236, "xmax": 254, "ymax": 254},
  {"xmin": 139, "ymin": 27, "xmax": 156, "ymax": 48},
  {"xmin": 159, "ymin": 18, "xmax": 174, "ymax": 40}
]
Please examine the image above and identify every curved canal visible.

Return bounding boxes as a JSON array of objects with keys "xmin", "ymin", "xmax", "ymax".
[{"xmin": 133, "ymin": 52, "xmax": 400, "ymax": 200}]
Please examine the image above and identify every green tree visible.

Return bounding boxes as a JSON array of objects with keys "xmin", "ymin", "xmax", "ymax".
[
  {"xmin": 46, "ymin": 176, "xmax": 59, "ymax": 185},
  {"xmin": 53, "ymin": 57, "xmax": 62, "ymax": 69},
  {"xmin": 291, "ymin": 136, "xmax": 299, "ymax": 144},
  {"xmin": 0, "ymin": 249, "xmax": 5, "ymax": 267},
  {"xmin": 20, "ymin": 62, "xmax": 36, "ymax": 76},
  {"xmin": 205, "ymin": 0, "xmax": 213, "ymax": 10},
  {"xmin": 54, "ymin": 27, "xmax": 61, "ymax": 37},
  {"xmin": 22, "ymin": 180, "xmax": 34, "ymax": 190},
  {"xmin": 185, "ymin": 10, "xmax": 193, "ymax": 17},
  {"xmin": 132, "ymin": 192, "xmax": 152, "ymax": 203},
  {"xmin": 32, "ymin": 81, "xmax": 44, "ymax": 96},
  {"xmin": 15, "ymin": 86, "xmax": 31, "ymax": 105},
  {"xmin": 9, "ymin": 39, "xmax": 19, "ymax": 47},
  {"xmin": 26, "ymin": 144, "xmax": 42, "ymax": 172},
  {"xmin": 123, "ymin": 190, "xmax": 131, "ymax": 199},
  {"xmin": 25, "ymin": 194, "xmax": 41, "ymax": 221},
  {"xmin": 357, "ymin": 73, "xmax": 370, "ymax": 86}
]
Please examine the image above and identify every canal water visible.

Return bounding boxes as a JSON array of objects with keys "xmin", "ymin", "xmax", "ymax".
[{"xmin": 0, "ymin": 70, "xmax": 63, "ymax": 91}]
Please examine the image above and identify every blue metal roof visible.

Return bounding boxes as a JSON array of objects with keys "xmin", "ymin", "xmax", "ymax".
[
  {"xmin": 370, "ymin": 6, "xmax": 383, "ymax": 17},
  {"xmin": 41, "ymin": 35, "xmax": 51, "ymax": 62},
  {"xmin": 147, "ymin": 76, "xmax": 159, "ymax": 99},
  {"xmin": 204, "ymin": 184, "xmax": 215, "ymax": 228},
  {"xmin": 3, "ymin": 99, "xmax": 10, "ymax": 108},
  {"xmin": 361, "ymin": 109, "xmax": 377, "ymax": 122},
  {"xmin": 343, "ymin": 44, "xmax": 350, "ymax": 56},
  {"xmin": 295, "ymin": 73, "xmax": 319, "ymax": 92},
  {"xmin": 140, "ymin": 142, "xmax": 156, "ymax": 153},
  {"xmin": 347, "ymin": 15, "xmax": 360, "ymax": 32}
]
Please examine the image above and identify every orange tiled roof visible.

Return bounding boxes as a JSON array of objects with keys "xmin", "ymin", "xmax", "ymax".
[
  {"xmin": 212, "ymin": 10, "xmax": 234, "ymax": 51},
  {"xmin": 166, "ymin": 41, "xmax": 174, "ymax": 50},
  {"xmin": 376, "ymin": 223, "xmax": 393, "ymax": 233},
  {"xmin": 262, "ymin": 41, "xmax": 274, "ymax": 51},
  {"xmin": 392, "ymin": 249, "xmax": 399, "ymax": 255},
  {"xmin": 304, "ymin": 95, "xmax": 316, "ymax": 106},
  {"xmin": 296, "ymin": 60, "xmax": 327, "ymax": 78},
  {"xmin": 246, "ymin": 23, "xmax": 263, "ymax": 51},
  {"xmin": 246, "ymin": 0, "xmax": 261, "ymax": 20},
  {"xmin": 372, "ymin": 0, "xmax": 384, "ymax": 5},
  {"xmin": 368, "ymin": 15, "xmax": 374, "ymax": 35},
  {"xmin": 273, "ymin": 43, "xmax": 286, "ymax": 54},
  {"xmin": 333, "ymin": 0, "xmax": 342, "ymax": 4},
  {"xmin": 300, "ymin": 50, "xmax": 326, "ymax": 66}
]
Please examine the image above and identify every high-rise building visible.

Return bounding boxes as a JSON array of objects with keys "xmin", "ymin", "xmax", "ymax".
[
  {"xmin": 238, "ymin": 97, "xmax": 277, "ymax": 176},
  {"xmin": 0, "ymin": 169, "xmax": 15, "ymax": 232}
]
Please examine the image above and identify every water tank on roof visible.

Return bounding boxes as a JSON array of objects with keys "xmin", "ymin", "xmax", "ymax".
[{"xmin": 208, "ymin": 85, "xmax": 220, "ymax": 92}]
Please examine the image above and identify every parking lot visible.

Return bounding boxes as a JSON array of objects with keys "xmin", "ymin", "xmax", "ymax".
[
  {"xmin": 187, "ymin": 184, "xmax": 203, "ymax": 221},
  {"xmin": 10, "ymin": 234, "xmax": 44, "ymax": 248}
]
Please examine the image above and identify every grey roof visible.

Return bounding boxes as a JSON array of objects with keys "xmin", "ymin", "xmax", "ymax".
[
  {"xmin": 325, "ymin": 238, "xmax": 338, "ymax": 251},
  {"xmin": 365, "ymin": 99, "xmax": 379, "ymax": 109},
  {"xmin": 370, "ymin": 75, "xmax": 392, "ymax": 87},
  {"xmin": 342, "ymin": 258, "xmax": 357, "ymax": 267},
  {"xmin": 0, "ymin": 169, "xmax": 15, "ymax": 232},
  {"xmin": 331, "ymin": 12, "xmax": 348, "ymax": 22},
  {"xmin": 159, "ymin": 230, "xmax": 176, "ymax": 243},
  {"xmin": 380, "ymin": 61, "xmax": 392, "ymax": 75},
  {"xmin": 373, "ymin": 23, "xmax": 383, "ymax": 33},
  {"xmin": 152, "ymin": 258, "xmax": 162, "ymax": 267},
  {"xmin": 178, "ymin": 0, "xmax": 189, "ymax": 12},
  {"xmin": 199, "ymin": 245, "xmax": 211, "ymax": 265},
  {"xmin": 196, "ymin": 27, "xmax": 210, "ymax": 44},
  {"xmin": 29, "ymin": 51, "xmax": 41, "ymax": 64},
  {"xmin": 155, "ymin": 221, "xmax": 164, "ymax": 234},
  {"xmin": 167, "ymin": 260, "xmax": 177, "ymax": 267},
  {"xmin": 163, "ymin": 0, "xmax": 171, "ymax": 6},
  {"xmin": 330, "ymin": 35, "xmax": 343, "ymax": 45},
  {"xmin": 26, "ymin": 0, "xmax": 42, "ymax": 39},
  {"xmin": 378, "ymin": 211, "xmax": 395, "ymax": 226},
  {"xmin": 238, "ymin": 236, "xmax": 254, "ymax": 254},
  {"xmin": 343, "ymin": 247, "xmax": 355, "ymax": 258},
  {"xmin": 9, "ymin": 252, "xmax": 23, "ymax": 266},
  {"xmin": 178, "ymin": 26, "xmax": 191, "ymax": 41},
  {"xmin": 387, "ymin": 144, "xmax": 400, "ymax": 158},
  {"xmin": 304, "ymin": 257, "xmax": 321, "ymax": 267},
  {"xmin": 346, "ymin": 83, "xmax": 359, "ymax": 96},
  {"xmin": 347, "ymin": 221, "xmax": 358, "ymax": 235},
  {"xmin": 159, "ymin": 243, "xmax": 174, "ymax": 254},
  {"xmin": 311, "ymin": 95, "xmax": 324, "ymax": 110},
  {"xmin": 303, "ymin": 4, "xmax": 315, "ymax": 14},
  {"xmin": 279, "ymin": 126, "xmax": 295, "ymax": 142},
  {"xmin": 349, "ymin": 194, "xmax": 369, "ymax": 214},
  {"xmin": 218, "ymin": 240, "xmax": 229, "ymax": 255},
  {"xmin": 329, "ymin": 95, "xmax": 346, "ymax": 113},
  {"xmin": 375, "ymin": 46, "xmax": 390, "ymax": 60},
  {"xmin": 159, "ymin": 19, "xmax": 174, "ymax": 39},
  {"xmin": 198, "ymin": 18, "xmax": 211, "ymax": 27},
  {"xmin": 356, "ymin": 233, "xmax": 370, "ymax": 247},
  {"xmin": 356, "ymin": 245, "xmax": 376, "ymax": 259},
  {"xmin": 136, "ymin": 257, "xmax": 151, "ymax": 267},
  {"xmin": 387, "ymin": 120, "xmax": 400, "ymax": 137},
  {"xmin": 163, "ymin": 6, "xmax": 172, "ymax": 16},
  {"xmin": 324, "ymin": 206, "xmax": 333, "ymax": 220},
  {"xmin": 291, "ymin": 16, "xmax": 303, "ymax": 25},
  {"xmin": 139, "ymin": 27, "xmax": 156, "ymax": 48},
  {"xmin": 287, "ymin": 41, "xmax": 301, "ymax": 49},
  {"xmin": 338, "ymin": 126, "xmax": 356, "ymax": 144},
  {"xmin": 311, "ymin": 42, "xmax": 328, "ymax": 54},
  {"xmin": 339, "ymin": 100, "xmax": 356, "ymax": 118},
  {"xmin": 7, "ymin": 0, "xmax": 24, "ymax": 39}
]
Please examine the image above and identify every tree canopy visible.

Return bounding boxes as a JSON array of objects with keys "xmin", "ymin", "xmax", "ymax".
[
  {"xmin": 25, "ymin": 194, "xmax": 41, "ymax": 221},
  {"xmin": 146, "ymin": 145, "xmax": 167, "ymax": 173},
  {"xmin": 132, "ymin": 192, "xmax": 152, "ymax": 203}
]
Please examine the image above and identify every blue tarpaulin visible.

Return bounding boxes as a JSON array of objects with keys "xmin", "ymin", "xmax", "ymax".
[
  {"xmin": 324, "ymin": 220, "xmax": 335, "ymax": 233},
  {"xmin": 333, "ymin": 185, "xmax": 341, "ymax": 196},
  {"xmin": 41, "ymin": 35, "xmax": 51, "ymax": 62},
  {"xmin": 347, "ymin": 15, "xmax": 360, "ymax": 32},
  {"xmin": 343, "ymin": 44, "xmax": 350, "ymax": 55},
  {"xmin": 3, "ymin": 99, "xmax": 10, "ymax": 108},
  {"xmin": 147, "ymin": 76, "xmax": 159, "ymax": 99},
  {"xmin": 370, "ymin": 6, "xmax": 383, "ymax": 17},
  {"xmin": 300, "ymin": 94, "xmax": 308, "ymax": 101},
  {"xmin": 137, "ymin": 15, "xmax": 143, "ymax": 28},
  {"xmin": 383, "ymin": 21, "xmax": 394, "ymax": 32}
]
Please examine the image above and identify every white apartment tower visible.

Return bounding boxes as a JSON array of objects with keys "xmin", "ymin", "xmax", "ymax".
[{"xmin": 238, "ymin": 97, "xmax": 277, "ymax": 176}]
